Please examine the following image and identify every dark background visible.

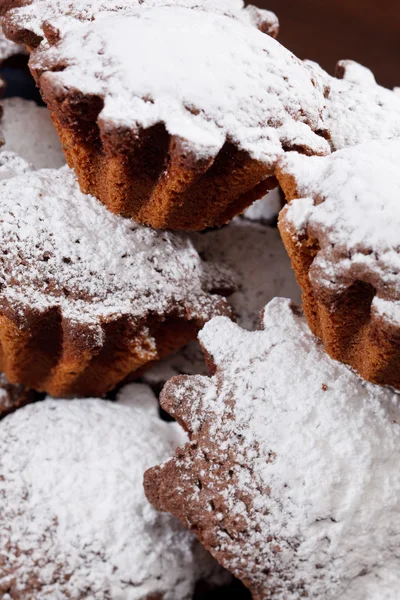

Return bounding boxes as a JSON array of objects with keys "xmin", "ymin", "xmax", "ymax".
[{"xmin": 256, "ymin": 0, "xmax": 400, "ymax": 88}]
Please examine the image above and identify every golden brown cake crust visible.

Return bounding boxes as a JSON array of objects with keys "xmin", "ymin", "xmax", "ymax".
[{"xmin": 277, "ymin": 142, "xmax": 400, "ymax": 390}]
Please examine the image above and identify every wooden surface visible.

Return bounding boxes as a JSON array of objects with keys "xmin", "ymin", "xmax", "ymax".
[{"xmin": 256, "ymin": 0, "xmax": 400, "ymax": 87}]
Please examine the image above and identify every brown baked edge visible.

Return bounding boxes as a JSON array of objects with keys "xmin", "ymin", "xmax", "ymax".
[
  {"xmin": 40, "ymin": 82, "xmax": 277, "ymax": 231},
  {"xmin": 0, "ymin": 297, "xmax": 232, "ymax": 397},
  {"xmin": 278, "ymin": 205, "xmax": 400, "ymax": 390}
]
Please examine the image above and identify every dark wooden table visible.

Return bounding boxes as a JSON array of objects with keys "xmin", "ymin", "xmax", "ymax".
[{"xmin": 257, "ymin": 0, "xmax": 400, "ymax": 88}]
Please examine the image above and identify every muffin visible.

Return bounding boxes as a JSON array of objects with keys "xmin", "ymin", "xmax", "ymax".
[
  {"xmin": 0, "ymin": 383, "xmax": 229, "ymax": 599},
  {"xmin": 0, "ymin": 163, "xmax": 233, "ymax": 397},
  {"xmin": 1, "ymin": 96, "xmax": 65, "ymax": 168},
  {"xmin": 7, "ymin": 2, "xmax": 330, "ymax": 230},
  {"xmin": 145, "ymin": 298, "xmax": 400, "ymax": 599},
  {"xmin": 278, "ymin": 139, "xmax": 400, "ymax": 389}
]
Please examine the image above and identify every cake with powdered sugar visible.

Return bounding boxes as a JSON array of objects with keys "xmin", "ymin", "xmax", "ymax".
[
  {"xmin": 7, "ymin": 1, "xmax": 330, "ymax": 230},
  {"xmin": 0, "ymin": 0, "xmax": 279, "ymax": 47},
  {"xmin": 0, "ymin": 163, "xmax": 233, "ymax": 397},
  {"xmin": 0, "ymin": 383, "xmax": 229, "ymax": 599},
  {"xmin": 278, "ymin": 138, "xmax": 400, "ymax": 389},
  {"xmin": 307, "ymin": 59, "xmax": 400, "ymax": 151},
  {"xmin": 145, "ymin": 298, "xmax": 400, "ymax": 599}
]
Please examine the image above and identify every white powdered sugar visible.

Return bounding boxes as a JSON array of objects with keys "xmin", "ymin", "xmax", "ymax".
[
  {"xmin": 307, "ymin": 59, "xmax": 400, "ymax": 151},
  {"xmin": 1, "ymin": 97, "xmax": 65, "ymax": 168},
  {"xmin": 0, "ymin": 20, "xmax": 25, "ymax": 61},
  {"xmin": 32, "ymin": 5, "xmax": 328, "ymax": 161},
  {"xmin": 279, "ymin": 139, "xmax": 400, "ymax": 322},
  {"xmin": 175, "ymin": 298, "xmax": 400, "ymax": 598},
  {"xmin": 2, "ymin": 0, "xmax": 279, "ymax": 39},
  {"xmin": 141, "ymin": 219, "xmax": 301, "ymax": 385},
  {"xmin": 243, "ymin": 187, "xmax": 282, "ymax": 223},
  {"xmin": 193, "ymin": 219, "xmax": 301, "ymax": 330},
  {"xmin": 0, "ymin": 150, "xmax": 32, "ymax": 178},
  {"xmin": 0, "ymin": 164, "xmax": 228, "ymax": 326},
  {"xmin": 0, "ymin": 384, "xmax": 227, "ymax": 599}
]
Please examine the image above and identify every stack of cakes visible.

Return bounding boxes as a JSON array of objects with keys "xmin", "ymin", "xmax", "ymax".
[{"xmin": 0, "ymin": 1, "xmax": 399, "ymax": 599}]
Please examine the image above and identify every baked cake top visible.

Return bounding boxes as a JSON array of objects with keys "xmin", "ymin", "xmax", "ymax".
[
  {"xmin": 29, "ymin": 4, "xmax": 328, "ymax": 163},
  {"xmin": 278, "ymin": 139, "xmax": 400, "ymax": 324},
  {"xmin": 1, "ymin": 0, "xmax": 279, "ymax": 45},
  {"xmin": 308, "ymin": 59, "xmax": 400, "ymax": 151},
  {"xmin": 145, "ymin": 298, "xmax": 400, "ymax": 599},
  {"xmin": 0, "ymin": 383, "xmax": 227, "ymax": 599},
  {"xmin": 0, "ymin": 164, "xmax": 232, "ymax": 329}
]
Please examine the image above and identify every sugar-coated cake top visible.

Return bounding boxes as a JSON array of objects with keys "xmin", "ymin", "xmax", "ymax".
[
  {"xmin": 278, "ymin": 139, "xmax": 400, "ymax": 324},
  {"xmin": 307, "ymin": 60, "xmax": 400, "ymax": 150},
  {"xmin": 0, "ymin": 384, "xmax": 226, "ymax": 599},
  {"xmin": 31, "ymin": 5, "xmax": 328, "ymax": 162},
  {"xmin": 1, "ymin": 97, "xmax": 65, "ymax": 168},
  {"xmin": 0, "ymin": 0, "xmax": 279, "ymax": 42},
  {"xmin": 150, "ymin": 298, "xmax": 400, "ymax": 599},
  {"xmin": 0, "ymin": 164, "xmax": 231, "ymax": 327}
]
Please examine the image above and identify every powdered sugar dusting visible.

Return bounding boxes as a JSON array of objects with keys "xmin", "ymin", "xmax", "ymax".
[
  {"xmin": 0, "ymin": 150, "xmax": 32, "ymax": 179},
  {"xmin": 142, "ymin": 219, "xmax": 301, "ymax": 385},
  {"xmin": 307, "ymin": 60, "xmax": 400, "ymax": 150},
  {"xmin": 0, "ymin": 384, "xmax": 227, "ymax": 599},
  {"xmin": 1, "ymin": 98, "xmax": 65, "ymax": 168},
  {"xmin": 279, "ymin": 140, "xmax": 400, "ymax": 321},
  {"xmin": 32, "ymin": 5, "xmax": 328, "ymax": 161},
  {"xmin": 158, "ymin": 298, "xmax": 400, "ymax": 598},
  {"xmin": 243, "ymin": 188, "xmax": 282, "ymax": 223},
  {"xmin": 2, "ymin": 0, "xmax": 278, "ymax": 40},
  {"xmin": 0, "ymin": 165, "xmax": 229, "ymax": 325},
  {"xmin": 193, "ymin": 219, "xmax": 301, "ymax": 330}
]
